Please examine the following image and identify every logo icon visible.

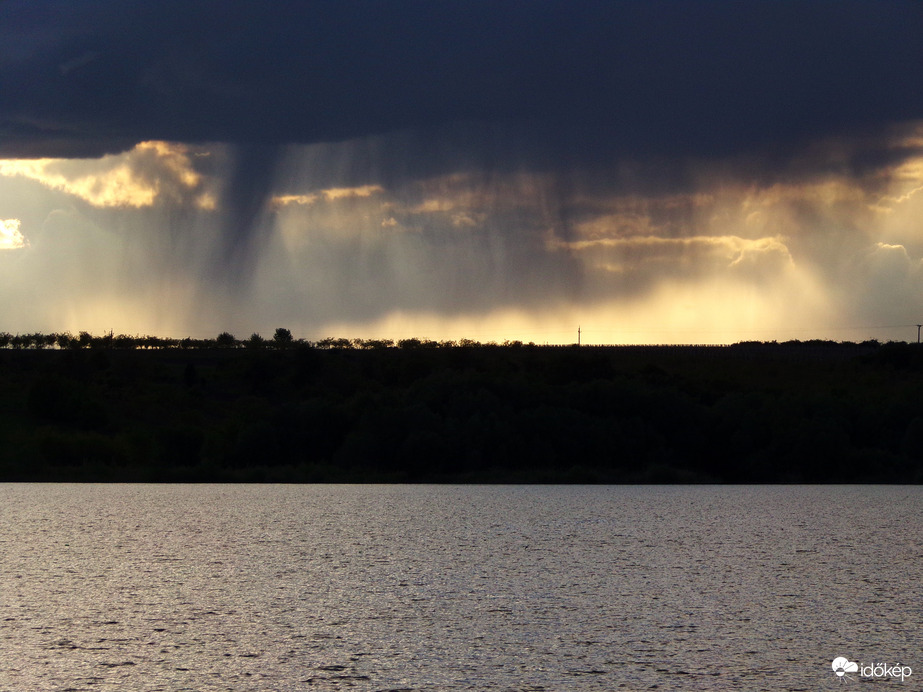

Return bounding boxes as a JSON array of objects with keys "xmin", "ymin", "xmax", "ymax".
[{"xmin": 832, "ymin": 657, "xmax": 858, "ymax": 681}]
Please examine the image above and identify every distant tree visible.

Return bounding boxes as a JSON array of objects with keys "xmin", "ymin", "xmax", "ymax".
[
  {"xmin": 55, "ymin": 332, "xmax": 74, "ymax": 349},
  {"xmin": 354, "ymin": 338, "xmax": 394, "ymax": 349},
  {"xmin": 77, "ymin": 331, "xmax": 93, "ymax": 349},
  {"xmin": 246, "ymin": 333, "xmax": 265, "ymax": 349},
  {"xmin": 396, "ymin": 336, "xmax": 438, "ymax": 349},
  {"xmin": 114, "ymin": 333, "xmax": 136, "ymax": 349},
  {"xmin": 26, "ymin": 333, "xmax": 47, "ymax": 349},
  {"xmin": 0, "ymin": 332, "xmax": 10, "ymax": 348},
  {"xmin": 317, "ymin": 336, "xmax": 358, "ymax": 349},
  {"xmin": 273, "ymin": 327, "xmax": 293, "ymax": 348},
  {"xmin": 216, "ymin": 331, "xmax": 237, "ymax": 348}
]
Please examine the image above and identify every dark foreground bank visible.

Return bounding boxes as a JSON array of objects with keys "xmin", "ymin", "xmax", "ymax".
[{"xmin": 2, "ymin": 341, "xmax": 922, "ymax": 482}]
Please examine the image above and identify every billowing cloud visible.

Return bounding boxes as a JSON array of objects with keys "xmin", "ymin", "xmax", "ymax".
[
  {"xmin": 0, "ymin": 141, "xmax": 215, "ymax": 209},
  {"xmin": 0, "ymin": 218, "xmax": 27, "ymax": 249},
  {"xmin": 559, "ymin": 235, "xmax": 793, "ymax": 275},
  {"xmin": 271, "ymin": 185, "xmax": 384, "ymax": 208}
]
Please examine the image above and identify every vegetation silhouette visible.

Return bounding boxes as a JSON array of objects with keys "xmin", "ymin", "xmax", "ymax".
[{"xmin": 1, "ymin": 330, "xmax": 921, "ymax": 483}]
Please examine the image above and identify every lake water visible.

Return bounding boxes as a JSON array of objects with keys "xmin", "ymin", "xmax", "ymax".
[{"xmin": 1, "ymin": 484, "xmax": 919, "ymax": 691}]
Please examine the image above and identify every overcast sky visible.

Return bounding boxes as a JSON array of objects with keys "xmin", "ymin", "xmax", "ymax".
[{"xmin": 1, "ymin": 0, "xmax": 922, "ymax": 343}]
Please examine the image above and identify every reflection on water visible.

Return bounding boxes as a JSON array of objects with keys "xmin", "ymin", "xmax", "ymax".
[{"xmin": 0, "ymin": 485, "xmax": 920, "ymax": 690}]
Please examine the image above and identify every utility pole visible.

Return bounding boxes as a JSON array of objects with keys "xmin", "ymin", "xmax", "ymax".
[
  {"xmin": 577, "ymin": 326, "xmax": 581, "ymax": 346},
  {"xmin": 917, "ymin": 324, "xmax": 921, "ymax": 344}
]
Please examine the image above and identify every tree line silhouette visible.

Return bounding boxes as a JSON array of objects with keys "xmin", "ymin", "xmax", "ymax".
[
  {"xmin": 0, "ymin": 329, "xmax": 894, "ymax": 352},
  {"xmin": 1, "ymin": 333, "xmax": 923, "ymax": 483},
  {"xmin": 0, "ymin": 329, "xmax": 533, "ymax": 351}
]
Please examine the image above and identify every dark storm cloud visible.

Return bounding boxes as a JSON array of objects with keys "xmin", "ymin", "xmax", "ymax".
[{"xmin": 2, "ymin": 0, "xmax": 921, "ymax": 164}]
